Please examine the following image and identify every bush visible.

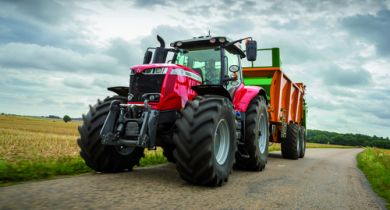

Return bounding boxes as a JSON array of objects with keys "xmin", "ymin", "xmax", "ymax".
[{"xmin": 63, "ymin": 115, "xmax": 72, "ymax": 123}]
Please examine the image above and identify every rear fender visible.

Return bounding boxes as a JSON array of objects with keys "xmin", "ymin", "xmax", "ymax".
[
  {"xmin": 233, "ymin": 84, "xmax": 267, "ymax": 112},
  {"xmin": 191, "ymin": 85, "xmax": 232, "ymax": 101}
]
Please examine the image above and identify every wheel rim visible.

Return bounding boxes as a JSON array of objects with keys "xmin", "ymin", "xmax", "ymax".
[
  {"xmin": 115, "ymin": 146, "xmax": 134, "ymax": 156},
  {"xmin": 214, "ymin": 119, "xmax": 230, "ymax": 165},
  {"xmin": 258, "ymin": 114, "xmax": 268, "ymax": 154}
]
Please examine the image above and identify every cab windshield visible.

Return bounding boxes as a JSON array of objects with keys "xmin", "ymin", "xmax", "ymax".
[{"xmin": 175, "ymin": 48, "xmax": 221, "ymax": 85}]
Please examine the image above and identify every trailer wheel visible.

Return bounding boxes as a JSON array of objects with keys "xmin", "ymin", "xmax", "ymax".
[
  {"xmin": 235, "ymin": 96, "xmax": 269, "ymax": 171},
  {"xmin": 173, "ymin": 95, "xmax": 236, "ymax": 186},
  {"xmin": 77, "ymin": 96, "xmax": 144, "ymax": 172},
  {"xmin": 281, "ymin": 123, "xmax": 300, "ymax": 159},
  {"xmin": 299, "ymin": 126, "xmax": 306, "ymax": 158}
]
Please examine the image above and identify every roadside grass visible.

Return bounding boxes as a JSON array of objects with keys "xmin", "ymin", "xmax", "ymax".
[
  {"xmin": 306, "ymin": 142, "xmax": 356, "ymax": 149},
  {"xmin": 357, "ymin": 148, "xmax": 390, "ymax": 208},
  {"xmin": 0, "ymin": 156, "xmax": 90, "ymax": 186},
  {"xmin": 268, "ymin": 142, "xmax": 354, "ymax": 152}
]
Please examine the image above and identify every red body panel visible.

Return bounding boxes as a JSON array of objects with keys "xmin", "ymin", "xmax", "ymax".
[
  {"xmin": 233, "ymin": 84, "xmax": 263, "ymax": 112},
  {"xmin": 127, "ymin": 63, "xmax": 263, "ymax": 113},
  {"xmin": 128, "ymin": 64, "xmax": 202, "ymax": 111}
]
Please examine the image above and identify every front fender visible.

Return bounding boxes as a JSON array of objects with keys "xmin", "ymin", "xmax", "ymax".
[
  {"xmin": 233, "ymin": 84, "xmax": 267, "ymax": 112},
  {"xmin": 107, "ymin": 86, "xmax": 128, "ymax": 97}
]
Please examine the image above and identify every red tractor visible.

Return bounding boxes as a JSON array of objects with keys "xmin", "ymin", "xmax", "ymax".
[{"xmin": 78, "ymin": 35, "xmax": 269, "ymax": 186}]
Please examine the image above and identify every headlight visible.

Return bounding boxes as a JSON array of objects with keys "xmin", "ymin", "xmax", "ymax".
[{"xmin": 218, "ymin": 37, "xmax": 226, "ymax": 43}]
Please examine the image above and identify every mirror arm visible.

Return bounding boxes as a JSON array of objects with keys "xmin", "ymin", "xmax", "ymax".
[{"xmin": 224, "ymin": 37, "xmax": 253, "ymax": 47}]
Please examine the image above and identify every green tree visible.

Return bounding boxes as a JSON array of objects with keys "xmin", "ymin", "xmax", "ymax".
[{"xmin": 63, "ymin": 115, "xmax": 72, "ymax": 123}]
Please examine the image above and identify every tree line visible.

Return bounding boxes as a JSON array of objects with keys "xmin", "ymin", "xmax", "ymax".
[{"xmin": 307, "ymin": 130, "xmax": 390, "ymax": 149}]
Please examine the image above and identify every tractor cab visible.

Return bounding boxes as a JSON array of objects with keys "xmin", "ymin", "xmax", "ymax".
[
  {"xmin": 171, "ymin": 36, "xmax": 257, "ymax": 88},
  {"xmin": 143, "ymin": 35, "xmax": 257, "ymax": 91}
]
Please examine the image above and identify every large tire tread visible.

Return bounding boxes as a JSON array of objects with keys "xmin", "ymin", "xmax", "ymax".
[
  {"xmin": 77, "ymin": 96, "xmax": 144, "ymax": 172},
  {"xmin": 299, "ymin": 126, "xmax": 306, "ymax": 158},
  {"xmin": 281, "ymin": 123, "xmax": 300, "ymax": 160},
  {"xmin": 235, "ymin": 96, "xmax": 269, "ymax": 171},
  {"xmin": 173, "ymin": 95, "xmax": 236, "ymax": 186}
]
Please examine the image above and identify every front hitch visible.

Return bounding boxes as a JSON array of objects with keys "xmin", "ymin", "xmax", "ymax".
[
  {"xmin": 100, "ymin": 100, "xmax": 122, "ymax": 145},
  {"xmin": 100, "ymin": 98, "xmax": 159, "ymax": 149}
]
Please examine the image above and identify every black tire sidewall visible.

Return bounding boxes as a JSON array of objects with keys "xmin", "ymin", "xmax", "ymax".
[
  {"xmin": 299, "ymin": 126, "xmax": 306, "ymax": 158},
  {"xmin": 212, "ymin": 99, "xmax": 236, "ymax": 178},
  {"xmin": 257, "ymin": 99, "xmax": 269, "ymax": 162},
  {"xmin": 282, "ymin": 123, "xmax": 300, "ymax": 159}
]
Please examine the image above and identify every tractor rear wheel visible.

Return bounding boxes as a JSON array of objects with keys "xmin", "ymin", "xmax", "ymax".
[
  {"xmin": 281, "ymin": 123, "xmax": 300, "ymax": 159},
  {"xmin": 299, "ymin": 126, "xmax": 306, "ymax": 158},
  {"xmin": 235, "ymin": 96, "xmax": 269, "ymax": 171},
  {"xmin": 77, "ymin": 96, "xmax": 144, "ymax": 172},
  {"xmin": 173, "ymin": 95, "xmax": 236, "ymax": 186}
]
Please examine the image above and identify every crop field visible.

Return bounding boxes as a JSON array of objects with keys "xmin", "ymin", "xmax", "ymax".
[{"xmin": 0, "ymin": 115, "xmax": 165, "ymax": 185}]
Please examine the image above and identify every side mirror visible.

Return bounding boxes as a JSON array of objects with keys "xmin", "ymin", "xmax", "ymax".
[
  {"xmin": 143, "ymin": 50, "xmax": 152, "ymax": 64},
  {"xmin": 229, "ymin": 65, "xmax": 239, "ymax": 72},
  {"xmin": 246, "ymin": 40, "xmax": 257, "ymax": 61}
]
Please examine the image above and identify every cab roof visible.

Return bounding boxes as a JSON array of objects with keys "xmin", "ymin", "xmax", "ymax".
[{"xmin": 171, "ymin": 36, "xmax": 246, "ymax": 58}]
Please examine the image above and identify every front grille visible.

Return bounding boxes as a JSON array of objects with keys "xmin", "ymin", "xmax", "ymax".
[{"xmin": 129, "ymin": 74, "xmax": 165, "ymax": 102}]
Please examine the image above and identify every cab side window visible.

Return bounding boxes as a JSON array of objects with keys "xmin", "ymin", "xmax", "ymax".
[{"xmin": 225, "ymin": 50, "xmax": 242, "ymax": 88}]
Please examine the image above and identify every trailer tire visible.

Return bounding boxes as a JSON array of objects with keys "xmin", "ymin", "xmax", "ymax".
[
  {"xmin": 281, "ymin": 123, "xmax": 300, "ymax": 159},
  {"xmin": 299, "ymin": 126, "xmax": 306, "ymax": 158},
  {"xmin": 173, "ymin": 95, "xmax": 236, "ymax": 186},
  {"xmin": 77, "ymin": 96, "xmax": 144, "ymax": 172},
  {"xmin": 235, "ymin": 96, "xmax": 269, "ymax": 171}
]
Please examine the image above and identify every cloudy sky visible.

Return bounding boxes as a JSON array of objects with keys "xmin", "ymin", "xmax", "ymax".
[{"xmin": 0, "ymin": 0, "xmax": 389, "ymax": 137}]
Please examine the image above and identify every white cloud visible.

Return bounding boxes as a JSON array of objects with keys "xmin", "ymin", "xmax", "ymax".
[{"xmin": 0, "ymin": 43, "xmax": 122, "ymax": 73}]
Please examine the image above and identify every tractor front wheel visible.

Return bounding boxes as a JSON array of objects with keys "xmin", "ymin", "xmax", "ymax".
[
  {"xmin": 77, "ymin": 96, "xmax": 144, "ymax": 172},
  {"xmin": 173, "ymin": 95, "xmax": 236, "ymax": 186}
]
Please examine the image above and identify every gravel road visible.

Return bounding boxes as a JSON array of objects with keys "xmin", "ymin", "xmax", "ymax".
[{"xmin": 0, "ymin": 148, "xmax": 386, "ymax": 209}]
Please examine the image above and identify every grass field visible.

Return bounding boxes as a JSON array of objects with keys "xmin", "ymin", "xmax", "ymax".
[
  {"xmin": 0, "ymin": 114, "xmax": 355, "ymax": 186},
  {"xmin": 0, "ymin": 115, "xmax": 165, "ymax": 185},
  {"xmin": 268, "ymin": 141, "xmax": 354, "ymax": 152},
  {"xmin": 357, "ymin": 148, "xmax": 390, "ymax": 208}
]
